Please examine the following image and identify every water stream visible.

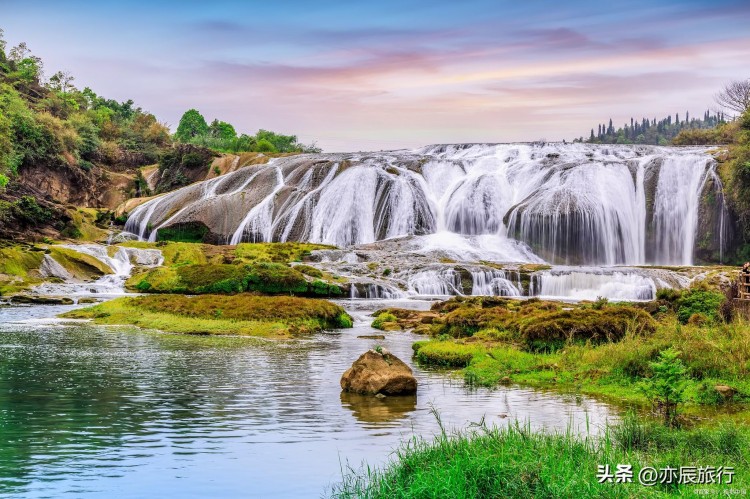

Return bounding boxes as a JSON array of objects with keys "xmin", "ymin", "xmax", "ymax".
[{"xmin": 0, "ymin": 299, "xmax": 616, "ymax": 497}]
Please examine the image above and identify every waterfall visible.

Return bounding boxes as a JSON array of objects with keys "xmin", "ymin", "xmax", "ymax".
[
  {"xmin": 407, "ymin": 268, "xmax": 464, "ymax": 296},
  {"xmin": 123, "ymin": 144, "xmax": 725, "ymax": 266},
  {"xmin": 470, "ymin": 270, "xmax": 521, "ymax": 297},
  {"xmin": 530, "ymin": 269, "xmax": 656, "ymax": 301}
]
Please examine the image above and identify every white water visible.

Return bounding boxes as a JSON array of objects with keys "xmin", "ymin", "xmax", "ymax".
[
  {"xmin": 471, "ymin": 270, "xmax": 522, "ymax": 297},
  {"xmin": 407, "ymin": 269, "xmax": 464, "ymax": 296},
  {"xmin": 530, "ymin": 269, "xmax": 657, "ymax": 301},
  {"xmin": 123, "ymin": 144, "xmax": 724, "ymax": 266},
  {"xmin": 33, "ymin": 245, "xmax": 163, "ymax": 296}
]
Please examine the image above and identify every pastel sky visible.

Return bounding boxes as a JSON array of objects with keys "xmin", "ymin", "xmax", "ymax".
[{"xmin": 3, "ymin": 0, "xmax": 749, "ymax": 151}]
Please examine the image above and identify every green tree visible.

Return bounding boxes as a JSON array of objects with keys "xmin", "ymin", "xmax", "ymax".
[
  {"xmin": 174, "ymin": 109, "xmax": 208, "ymax": 142},
  {"xmin": 255, "ymin": 138, "xmax": 277, "ymax": 153},
  {"xmin": 640, "ymin": 348, "xmax": 687, "ymax": 426},
  {"xmin": 208, "ymin": 119, "xmax": 236, "ymax": 140}
]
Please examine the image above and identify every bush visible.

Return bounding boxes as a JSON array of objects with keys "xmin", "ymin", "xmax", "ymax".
[
  {"xmin": 12, "ymin": 195, "xmax": 50, "ymax": 226},
  {"xmin": 130, "ymin": 261, "xmax": 343, "ymax": 297},
  {"xmin": 676, "ymin": 289, "xmax": 725, "ymax": 324},
  {"xmin": 639, "ymin": 348, "xmax": 687, "ymax": 426}
]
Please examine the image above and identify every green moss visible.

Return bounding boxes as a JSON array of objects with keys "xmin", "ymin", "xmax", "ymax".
[
  {"xmin": 59, "ymin": 294, "xmax": 352, "ymax": 337},
  {"xmin": 234, "ymin": 242, "xmax": 333, "ymax": 263},
  {"xmin": 372, "ymin": 312, "xmax": 398, "ymax": 330},
  {"xmin": 155, "ymin": 222, "xmax": 209, "ymax": 243},
  {"xmin": 0, "ymin": 245, "xmax": 45, "ymax": 295},
  {"xmin": 48, "ymin": 247, "xmax": 113, "ymax": 279},
  {"xmin": 126, "ymin": 262, "xmax": 343, "ymax": 296},
  {"xmin": 294, "ymin": 264, "xmax": 323, "ymax": 278}
]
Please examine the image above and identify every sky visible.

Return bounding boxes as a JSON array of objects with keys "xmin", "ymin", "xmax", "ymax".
[{"xmin": 2, "ymin": 0, "xmax": 749, "ymax": 151}]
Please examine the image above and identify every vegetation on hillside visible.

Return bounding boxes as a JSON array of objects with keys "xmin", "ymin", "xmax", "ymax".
[
  {"xmin": 173, "ymin": 108, "xmax": 321, "ymax": 154},
  {"xmin": 575, "ymin": 110, "xmax": 726, "ymax": 145},
  {"xmin": 0, "ymin": 29, "xmax": 317, "ymax": 240}
]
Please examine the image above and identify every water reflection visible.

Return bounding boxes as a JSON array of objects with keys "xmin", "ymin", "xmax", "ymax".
[
  {"xmin": 0, "ymin": 300, "xmax": 618, "ymax": 497},
  {"xmin": 340, "ymin": 392, "xmax": 417, "ymax": 426}
]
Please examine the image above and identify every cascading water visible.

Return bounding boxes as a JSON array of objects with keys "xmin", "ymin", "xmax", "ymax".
[
  {"xmin": 530, "ymin": 269, "xmax": 657, "ymax": 301},
  {"xmin": 471, "ymin": 270, "xmax": 522, "ymax": 297},
  {"xmin": 123, "ymin": 144, "xmax": 726, "ymax": 267},
  {"xmin": 33, "ymin": 245, "xmax": 163, "ymax": 296},
  {"xmin": 407, "ymin": 268, "xmax": 464, "ymax": 296}
]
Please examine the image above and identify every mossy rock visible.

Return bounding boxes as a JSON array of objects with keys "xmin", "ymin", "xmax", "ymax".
[
  {"xmin": 127, "ymin": 262, "xmax": 343, "ymax": 297},
  {"xmin": 48, "ymin": 247, "xmax": 113, "ymax": 280}
]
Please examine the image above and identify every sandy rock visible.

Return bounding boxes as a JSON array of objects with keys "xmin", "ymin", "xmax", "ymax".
[{"xmin": 341, "ymin": 349, "xmax": 417, "ymax": 396}]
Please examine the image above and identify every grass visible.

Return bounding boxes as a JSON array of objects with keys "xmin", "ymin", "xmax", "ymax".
[
  {"xmin": 331, "ymin": 414, "xmax": 750, "ymax": 498},
  {"xmin": 393, "ymin": 295, "xmax": 750, "ymax": 408},
  {"xmin": 59, "ymin": 294, "xmax": 353, "ymax": 338}
]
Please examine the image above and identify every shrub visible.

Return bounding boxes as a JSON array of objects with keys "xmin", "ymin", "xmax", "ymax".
[
  {"xmin": 639, "ymin": 348, "xmax": 687, "ymax": 426},
  {"xmin": 676, "ymin": 289, "xmax": 725, "ymax": 324},
  {"xmin": 517, "ymin": 307, "xmax": 656, "ymax": 352},
  {"xmin": 12, "ymin": 196, "xmax": 50, "ymax": 226}
]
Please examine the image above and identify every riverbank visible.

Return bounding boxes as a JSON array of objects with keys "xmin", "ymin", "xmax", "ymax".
[
  {"xmin": 60, "ymin": 294, "xmax": 353, "ymax": 338},
  {"xmin": 332, "ymin": 415, "xmax": 749, "ymax": 498},
  {"xmin": 378, "ymin": 292, "xmax": 750, "ymax": 412}
]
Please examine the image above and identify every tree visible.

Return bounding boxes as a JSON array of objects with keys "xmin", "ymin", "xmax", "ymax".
[
  {"xmin": 174, "ymin": 109, "xmax": 208, "ymax": 142},
  {"xmin": 208, "ymin": 119, "xmax": 237, "ymax": 140},
  {"xmin": 715, "ymin": 79, "xmax": 750, "ymax": 116},
  {"xmin": 640, "ymin": 348, "xmax": 687, "ymax": 427},
  {"xmin": 48, "ymin": 71, "xmax": 75, "ymax": 93}
]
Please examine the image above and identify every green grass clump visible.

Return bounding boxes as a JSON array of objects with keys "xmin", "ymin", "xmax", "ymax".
[
  {"xmin": 127, "ymin": 262, "xmax": 343, "ymax": 297},
  {"xmin": 234, "ymin": 242, "xmax": 333, "ymax": 263},
  {"xmin": 430, "ymin": 297, "xmax": 655, "ymax": 351},
  {"xmin": 60, "ymin": 294, "xmax": 352, "ymax": 337},
  {"xmin": 331, "ymin": 415, "xmax": 749, "ymax": 498},
  {"xmin": 372, "ymin": 312, "xmax": 398, "ymax": 330},
  {"xmin": 294, "ymin": 264, "xmax": 323, "ymax": 278},
  {"xmin": 414, "ymin": 341, "xmax": 481, "ymax": 367}
]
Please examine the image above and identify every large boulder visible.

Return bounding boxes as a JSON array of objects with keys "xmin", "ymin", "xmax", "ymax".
[{"xmin": 341, "ymin": 349, "xmax": 418, "ymax": 395}]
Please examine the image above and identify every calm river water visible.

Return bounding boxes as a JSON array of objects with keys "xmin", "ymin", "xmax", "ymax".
[{"xmin": 0, "ymin": 299, "xmax": 617, "ymax": 498}]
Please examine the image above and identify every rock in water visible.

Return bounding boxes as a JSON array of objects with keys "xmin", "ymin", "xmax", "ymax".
[{"xmin": 341, "ymin": 349, "xmax": 417, "ymax": 396}]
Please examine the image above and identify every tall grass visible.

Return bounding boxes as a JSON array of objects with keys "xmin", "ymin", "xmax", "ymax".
[{"xmin": 330, "ymin": 413, "xmax": 749, "ymax": 498}]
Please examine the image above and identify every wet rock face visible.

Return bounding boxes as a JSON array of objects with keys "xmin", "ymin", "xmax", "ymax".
[{"xmin": 341, "ymin": 349, "xmax": 417, "ymax": 396}]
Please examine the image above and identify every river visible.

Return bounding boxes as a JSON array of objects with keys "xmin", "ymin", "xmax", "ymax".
[{"xmin": 0, "ymin": 299, "xmax": 616, "ymax": 498}]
